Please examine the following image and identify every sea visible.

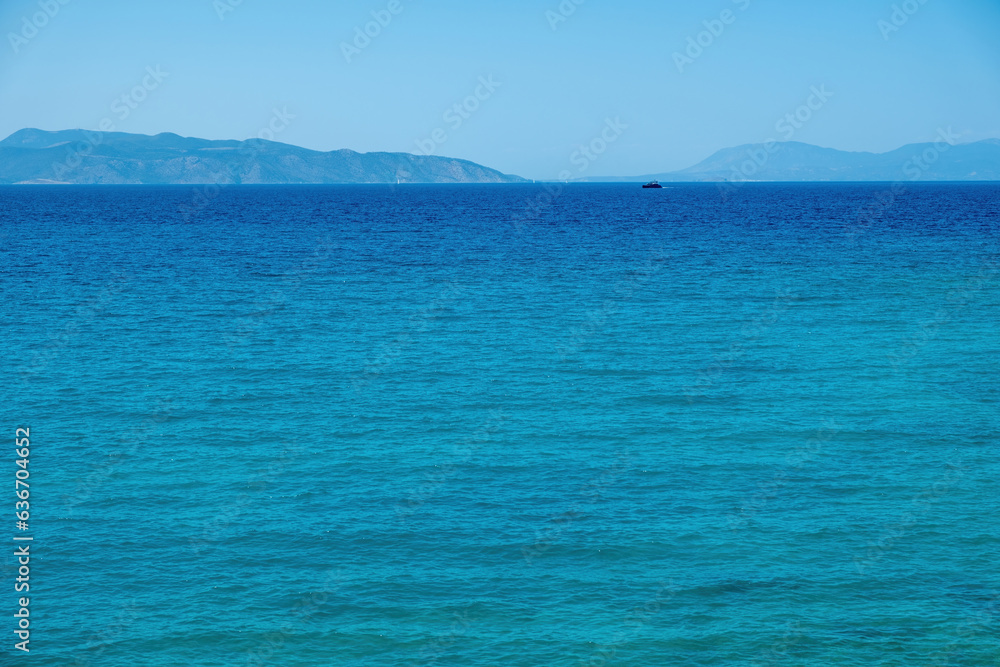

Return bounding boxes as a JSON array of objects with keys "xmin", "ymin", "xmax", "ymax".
[{"xmin": 2, "ymin": 183, "xmax": 998, "ymax": 665}]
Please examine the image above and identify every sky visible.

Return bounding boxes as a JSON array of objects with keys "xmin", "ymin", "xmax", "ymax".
[{"xmin": 1, "ymin": 0, "xmax": 998, "ymax": 180}]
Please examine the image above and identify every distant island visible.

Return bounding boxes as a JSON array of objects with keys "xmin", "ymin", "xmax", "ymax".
[
  {"xmin": 0, "ymin": 129, "xmax": 526, "ymax": 185},
  {"xmin": 2, "ymin": 129, "xmax": 999, "ymax": 184},
  {"xmin": 589, "ymin": 137, "xmax": 1000, "ymax": 183}
]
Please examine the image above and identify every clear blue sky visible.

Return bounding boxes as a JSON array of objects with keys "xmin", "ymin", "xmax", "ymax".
[{"xmin": 1, "ymin": 0, "xmax": 998, "ymax": 179}]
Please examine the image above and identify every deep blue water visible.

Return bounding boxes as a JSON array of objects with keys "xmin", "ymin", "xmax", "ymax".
[{"xmin": 2, "ymin": 183, "xmax": 999, "ymax": 666}]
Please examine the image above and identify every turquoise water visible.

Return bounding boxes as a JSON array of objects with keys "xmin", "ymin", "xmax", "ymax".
[{"xmin": 2, "ymin": 183, "xmax": 999, "ymax": 665}]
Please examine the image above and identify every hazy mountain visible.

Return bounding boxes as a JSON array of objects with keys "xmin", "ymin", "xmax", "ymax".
[
  {"xmin": 5, "ymin": 130, "xmax": 999, "ymax": 185},
  {"xmin": 0, "ymin": 129, "xmax": 526, "ymax": 184},
  {"xmin": 589, "ymin": 139, "xmax": 1000, "ymax": 182}
]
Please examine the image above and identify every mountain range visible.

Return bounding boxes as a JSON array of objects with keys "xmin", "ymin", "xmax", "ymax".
[
  {"xmin": 0, "ymin": 129, "xmax": 525, "ymax": 185},
  {"xmin": 1, "ymin": 129, "xmax": 999, "ymax": 184},
  {"xmin": 593, "ymin": 138, "xmax": 1000, "ymax": 183}
]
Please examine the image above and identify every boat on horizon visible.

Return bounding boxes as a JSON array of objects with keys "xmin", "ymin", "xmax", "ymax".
[{"xmin": 642, "ymin": 180, "xmax": 663, "ymax": 189}]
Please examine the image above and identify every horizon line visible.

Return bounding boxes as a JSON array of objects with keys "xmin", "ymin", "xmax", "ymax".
[{"xmin": 4, "ymin": 127, "xmax": 999, "ymax": 178}]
